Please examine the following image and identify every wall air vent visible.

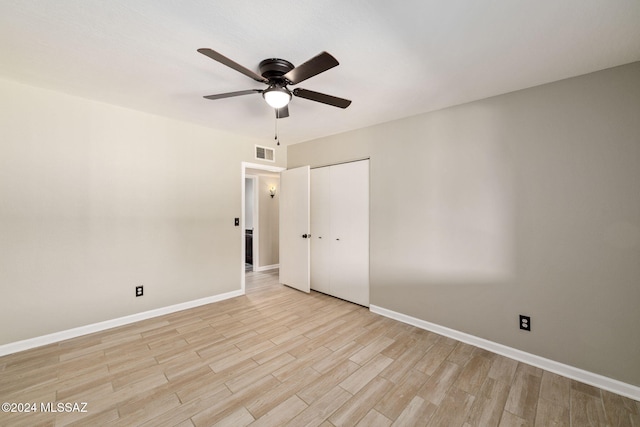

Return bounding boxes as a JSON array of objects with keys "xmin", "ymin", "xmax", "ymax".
[{"xmin": 255, "ymin": 145, "xmax": 275, "ymax": 162}]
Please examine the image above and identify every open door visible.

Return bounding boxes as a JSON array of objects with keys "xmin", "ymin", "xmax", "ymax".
[{"xmin": 279, "ymin": 166, "xmax": 310, "ymax": 293}]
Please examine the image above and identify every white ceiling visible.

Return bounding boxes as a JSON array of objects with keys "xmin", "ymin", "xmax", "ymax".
[{"xmin": 1, "ymin": 1, "xmax": 639, "ymax": 146}]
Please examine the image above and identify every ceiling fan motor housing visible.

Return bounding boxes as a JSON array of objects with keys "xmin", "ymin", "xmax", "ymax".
[{"xmin": 259, "ymin": 58, "xmax": 295, "ymax": 82}]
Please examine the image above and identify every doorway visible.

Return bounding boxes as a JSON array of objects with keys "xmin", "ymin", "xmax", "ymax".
[
  {"xmin": 240, "ymin": 162, "xmax": 285, "ymax": 293},
  {"xmin": 244, "ymin": 175, "xmax": 257, "ymax": 272}
]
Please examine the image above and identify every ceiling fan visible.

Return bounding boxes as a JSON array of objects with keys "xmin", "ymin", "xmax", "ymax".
[{"xmin": 198, "ymin": 48, "xmax": 352, "ymax": 119}]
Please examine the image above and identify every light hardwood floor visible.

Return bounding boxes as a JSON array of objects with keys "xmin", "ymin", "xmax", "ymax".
[{"xmin": 1, "ymin": 269, "xmax": 638, "ymax": 426}]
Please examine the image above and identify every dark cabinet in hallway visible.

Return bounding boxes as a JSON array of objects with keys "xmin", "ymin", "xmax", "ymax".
[{"xmin": 245, "ymin": 229, "xmax": 253, "ymax": 264}]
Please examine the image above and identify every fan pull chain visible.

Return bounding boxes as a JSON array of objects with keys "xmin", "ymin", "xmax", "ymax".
[{"xmin": 275, "ymin": 109, "xmax": 280, "ymax": 146}]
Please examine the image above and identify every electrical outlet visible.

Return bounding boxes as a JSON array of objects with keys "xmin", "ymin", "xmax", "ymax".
[
  {"xmin": 135, "ymin": 286, "xmax": 143, "ymax": 297},
  {"xmin": 519, "ymin": 315, "xmax": 531, "ymax": 331}
]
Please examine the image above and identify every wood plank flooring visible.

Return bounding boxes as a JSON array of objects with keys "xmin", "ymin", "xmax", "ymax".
[{"xmin": 1, "ymin": 269, "xmax": 638, "ymax": 426}]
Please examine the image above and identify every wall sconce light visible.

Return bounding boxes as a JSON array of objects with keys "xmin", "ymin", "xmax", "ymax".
[{"xmin": 269, "ymin": 186, "xmax": 277, "ymax": 198}]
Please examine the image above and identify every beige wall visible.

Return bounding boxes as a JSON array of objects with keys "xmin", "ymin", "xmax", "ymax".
[
  {"xmin": 288, "ymin": 62, "xmax": 640, "ymax": 386},
  {"xmin": 0, "ymin": 78, "xmax": 284, "ymax": 345},
  {"xmin": 258, "ymin": 174, "xmax": 280, "ymax": 267}
]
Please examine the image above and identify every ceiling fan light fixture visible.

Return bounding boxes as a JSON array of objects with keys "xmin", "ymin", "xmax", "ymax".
[{"xmin": 263, "ymin": 85, "xmax": 292, "ymax": 109}]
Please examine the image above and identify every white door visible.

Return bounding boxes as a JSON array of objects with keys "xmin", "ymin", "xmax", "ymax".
[
  {"xmin": 310, "ymin": 160, "xmax": 369, "ymax": 306},
  {"xmin": 310, "ymin": 166, "xmax": 332, "ymax": 295},
  {"xmin": 279, "ymin": 166, "xmax": 311, "ymax": 293},
  {"xmin": 330, "ymin": 160, "xmax": 369, "ymax": 306}
]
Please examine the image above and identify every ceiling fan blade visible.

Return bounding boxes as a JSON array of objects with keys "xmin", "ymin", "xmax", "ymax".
[
  {"xmin": 293, "ymin": 88, "xmax": 351, "ymax": 109},
  {"xmin": 198, "ymin": 48, "xmax": 268, "ymax": 83},
  {"xmin": 275, "ymin": 105, "xmax": 289, "ymax": 119},
  {"xmin": 283, "ymin": 52, "xmax": 339, "ymax": 85},
  {"xmin": 203, "ymin": 89, "xmax": 262, "ymax": 100}
]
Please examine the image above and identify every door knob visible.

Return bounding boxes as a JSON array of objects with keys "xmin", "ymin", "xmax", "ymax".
[{"xmin": 302, "ymin": 234, "xmax": 308, "ymax": 238}]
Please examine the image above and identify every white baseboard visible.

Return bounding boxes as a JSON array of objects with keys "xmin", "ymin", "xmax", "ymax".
[
  {"xmin": 0, "ymin": 289, "xmax": 244, "ymax": 357},
  {"xmin": 255, "ymin": 264, "xmax": 279, "ymax": 272},
  {"xmin": 369, "ymin": 304, "xmax": 640, "ymax": 401}
]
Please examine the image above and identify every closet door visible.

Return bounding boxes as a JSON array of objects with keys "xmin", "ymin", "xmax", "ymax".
[
  {"xmin": 310, "ymin": 166, "xmax": 331, "ymax": 295},
  {"xmin": 330, "ymin": 160, "xmax": 369, "ymax": 306}
]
